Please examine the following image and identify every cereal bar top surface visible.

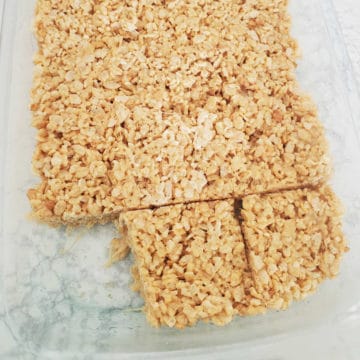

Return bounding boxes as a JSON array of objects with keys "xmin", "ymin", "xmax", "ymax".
[
  {"xmin": 120, "ymin": 200, "xmax": 264, "ymax": 328},
  {"xmin": 29, "ymin": 0, "xmax": 329, "ymax": 225},
  {"xmin": 241, "ymin": 186, "xmax": 348, "ymax": 309}
]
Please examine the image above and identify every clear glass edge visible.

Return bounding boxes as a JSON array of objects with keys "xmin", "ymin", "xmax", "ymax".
[{"xmin": 0, "ymin": 0, "xmax": 360, "ymax": 358}]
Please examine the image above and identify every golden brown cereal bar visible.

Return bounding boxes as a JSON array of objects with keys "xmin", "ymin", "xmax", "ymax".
[
  {"xmin": 29, "ymin": 0, "xmax": 329, "ymax": 226},
  {"xmin": 240, "ymin": 186, "xmax": 348, "ymax": 310},
  {"xmin": 118, "ymin": 200, "xmax": 265, "ymax": 328},
  {"xmin": 118, "ymin": 185, "xmax": 347, "ymax": 328}
]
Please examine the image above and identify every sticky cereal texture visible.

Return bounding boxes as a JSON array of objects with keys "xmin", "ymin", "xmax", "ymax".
[
  {"xmin": 29, "ymin": 0, "xmax": 329, "ymax": 226},
  {"xmin": 119, "ymin": 201, "xmax": 265, "ymax": 329},
  {"xmin": 105, "ymin": 237, "xmax": 130, "ymax": 267},
  {"xmin": 241, "ymin": 186, "xmax": 348, "ymax": 310}
]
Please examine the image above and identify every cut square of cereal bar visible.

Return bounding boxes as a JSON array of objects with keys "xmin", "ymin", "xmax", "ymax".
[
  {"xmin": 240, "ymin": 186, "xmax": 348, "ymax": 310},
  {"xmin": 118, "ymin": 200, "xmax": 265, "ymax": 328}
]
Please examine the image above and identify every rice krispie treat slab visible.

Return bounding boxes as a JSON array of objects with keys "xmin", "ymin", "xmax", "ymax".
[
  {"xmin": 241, "ymin": 186, "xmax": 348, "ymax": 310},
  {"xmin": 29, "ymin": 0, "xmax": 330, "ymax": 226},
  {"xmin": 119, "ymin": 200, "xmax": 265, "ymax": 329}
]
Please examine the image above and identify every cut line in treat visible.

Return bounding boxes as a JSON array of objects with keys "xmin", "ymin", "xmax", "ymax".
[
  {"xmin": 240, "ymin": 185, "xmax": 348, "ymax": 310},
  {"xmin": 117, "ymin": 186, "xmax": 347, "ymax": 328}
]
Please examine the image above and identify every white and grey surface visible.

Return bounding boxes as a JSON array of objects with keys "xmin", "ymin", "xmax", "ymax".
[{"xmin": 1, "ymin": 0, "xmax": 360, "ymax": 359}]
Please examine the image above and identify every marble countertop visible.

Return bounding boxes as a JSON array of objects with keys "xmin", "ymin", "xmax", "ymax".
[
  {"xmin": 1, "ymin": 1, "xmax": 360, "ymax": 359},
  {"xmin": 335, "ymin": 0, "xmax": 360, "ymax": 88}
]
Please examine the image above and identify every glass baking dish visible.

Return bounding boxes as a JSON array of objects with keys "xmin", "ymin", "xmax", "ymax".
[{"xmin": 1, "ymin": 0, "xmax": 360, "ymax": 358}]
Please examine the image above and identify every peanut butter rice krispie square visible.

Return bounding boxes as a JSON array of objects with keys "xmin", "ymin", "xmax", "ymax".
[
  {"xmin": 240, "ymin": 186, "xmax": 348, "ymax": 310},
  {"xmin": 29, "ymin": 0, "xmax": 329, "ymax": 226},
  {"xmin": 118, "ymin": 200, "xmax": 265, "ymax": 329}
]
